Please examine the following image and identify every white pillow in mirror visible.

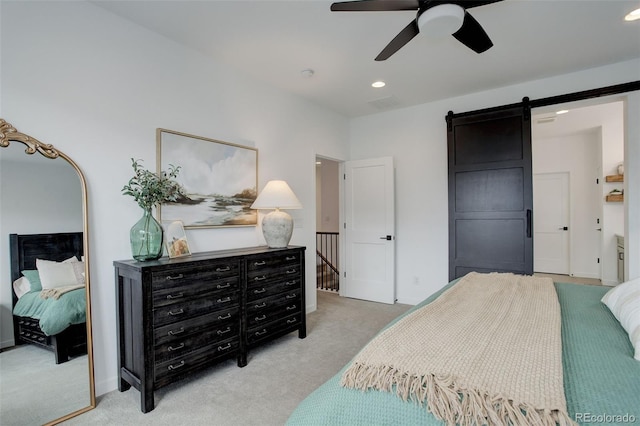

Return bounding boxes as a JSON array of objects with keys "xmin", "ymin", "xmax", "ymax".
[
  {"xmin": 36, "ymin": 258, "xmax": 78, "ymax": 289},
  {"xmin": 12, "ymin": 276, "xmax": 31, "ymax": 298},
  {"xmin": 602, "ymin": 277, "xmax": 640, "ymax": 361}
]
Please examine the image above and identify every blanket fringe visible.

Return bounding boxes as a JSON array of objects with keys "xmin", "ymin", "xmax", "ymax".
[{"xmin": 340, "ymin": 363, "xmax": 577, "ymax": 426}]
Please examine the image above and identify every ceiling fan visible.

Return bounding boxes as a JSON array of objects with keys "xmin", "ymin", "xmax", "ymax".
[{"xmin": 330, "ymin": 0, "xmax": 503, "ymax": 61}]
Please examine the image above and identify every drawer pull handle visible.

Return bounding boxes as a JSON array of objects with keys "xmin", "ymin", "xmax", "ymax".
[
  {"xmin": 287, "ymin": 318, "xmax": 298, "ymax": 324},
  {"xmin": 168, "ymin": 343, "xmax": 185, "ymax": 351},
  {"xmin": 286, "ymin": 305, "xmax": 297, "ymax": 311},
  {"xmin": 285, "ymin": 293, "xmax": 297, "ymax": 299},
  {"xmin": 254, "ymin": 261, "xmax": 266, "ymax": 266},
  {"xmin": 255, "ymin": 314, "xmax": 267, "ymax": 321},
  {"xmin": 166, "ymin": 292, "xmax": 184, "ymax": 300},
  {"xmin": 168, "ymin": 360, "xmax": 185, "ymax": 370},
  {"xmin": 217, "ymin": 327, "xmax": 232, "ymax": 336},
  {"xmin": 168, "ymin": 309, "xmax": 184, "ymax": 316},
  {"xmin": 254, "ymin": 275, "xmax": 267, "ymax": 281},
  {"xmin": 217, "ymin": 296, "xmax": 232, "ymax": 303},
  {"xmin": 285, "ymin": 280, "xmax": 296, "ymax": 286},
  {"xmin": 255, "ymin": 329, "xmax": 268, "ymax": 336},
  {"xmin": 216, "ymin": 266, "xmax": 231, "ymax": 272},
  {"xmin": 254, "ymin": 302, "xmax": 267, "ymax": 308},
  {"xmin": 166, "ymin": 274, "xmax": 184, "ymax": 280},
  {"xmin": 168, "ymin": 327, "xmax": 185, "ymax": 336},
  {"xmin": 218, "ymin": 312, "xmax": 232, "ymax": 320},
  {"xmin": 253, "ymin": 288, "xmax": 266, "ymax": 294},
  {"xmin": 218, "ymin": 343, "xmax": 232, "ymax": 351},
  {"xmin": 286, "ymin": 256, "xmax": 296, "ymax": 261},
  {"xmin": 216, "ymin": 282, "xmax": 231, "ymax": 289},
  {"xmin": 286, "ymin": 269, "xmax": 297, "ymax": 274}
]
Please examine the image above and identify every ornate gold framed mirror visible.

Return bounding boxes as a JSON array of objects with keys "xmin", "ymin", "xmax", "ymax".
[{"xmin": 0, "ymin": 119, "xmax": 95, "ymax": 425}]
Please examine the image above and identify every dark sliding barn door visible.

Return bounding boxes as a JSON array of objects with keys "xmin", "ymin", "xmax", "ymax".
[{"xmin": 447, "ymin": 101, "xmax": 533, "ymax": 280}]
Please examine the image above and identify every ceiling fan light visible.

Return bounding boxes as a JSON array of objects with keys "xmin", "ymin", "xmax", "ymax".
[{"xmin": 417, "ymin": 4, "xmax": 465, "ymax": 38}]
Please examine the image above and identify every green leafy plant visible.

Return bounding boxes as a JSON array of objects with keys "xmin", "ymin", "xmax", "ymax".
[{"xmin": 122, "ymin": 158, "xmax": 185, "ymax": 211}]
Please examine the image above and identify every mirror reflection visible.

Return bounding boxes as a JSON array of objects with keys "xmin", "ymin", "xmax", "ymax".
[{"xmin": 0, "ymin": 120, "xmax": 95, "ymax": 425}]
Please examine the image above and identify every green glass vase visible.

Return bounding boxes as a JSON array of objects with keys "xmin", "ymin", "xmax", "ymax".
[{"xmin": 130, "ymin": 209, "xmax": 163, "ymax": 261}]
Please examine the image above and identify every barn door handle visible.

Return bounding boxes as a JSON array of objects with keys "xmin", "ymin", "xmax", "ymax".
[{"xmin": 526, "ymin": 210, "xmax": 532, "ymax": 238}]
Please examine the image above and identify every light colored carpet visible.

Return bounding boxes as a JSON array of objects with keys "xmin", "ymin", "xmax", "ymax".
[
  {"xmin": 63, "ymin": 291, "xmax": 411, "ymax": 426},
  {"xmin": 0, "ymin": 344, "xmax": 90, "ymax": 426}
]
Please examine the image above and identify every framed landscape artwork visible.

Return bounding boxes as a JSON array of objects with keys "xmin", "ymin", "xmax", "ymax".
[{"xmin": 157, "ymin": 128, "xmax": 258, "ymax": 228}]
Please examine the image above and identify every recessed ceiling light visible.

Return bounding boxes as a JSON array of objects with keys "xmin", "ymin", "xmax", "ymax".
[
  {"xmin": 625, "ymin": 7, "xmax": 640, "ymax": 21},
  {"xmin": 372, "ymin": 81, "xmax": 386, "ymax": 88},
  {"xmin": 556, "ymin": 110, "xmax": 569, "ymax": 115}
]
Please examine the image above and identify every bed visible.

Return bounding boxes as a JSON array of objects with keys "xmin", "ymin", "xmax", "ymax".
[
  {"xmin": 287, "ymin": 274, "xmax": 640, "ymax": 425},
  {"xmin": 10, "ymin": 232, "xmax": 88, "ymax": 364}
]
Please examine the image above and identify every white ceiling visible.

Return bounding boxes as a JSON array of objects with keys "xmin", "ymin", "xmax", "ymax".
[{"xmin": 92, "ymin": 0, "xmax": 640, "ymax": 118}]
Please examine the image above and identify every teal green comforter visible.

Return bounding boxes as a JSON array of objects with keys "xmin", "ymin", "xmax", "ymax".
[
  {"xmin": 13, "ymin": 289, "xmax": 86, "ymax": 336},
  {"xmin": 287, "ymin": 282, "xmax": 640, "ymax": 425}
]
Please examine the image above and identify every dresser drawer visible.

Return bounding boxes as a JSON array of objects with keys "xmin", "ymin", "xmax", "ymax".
[
  {"xmin": 246, "ymin": 289, "xmax": 301, "ymax": 317},
  {"xmin": 153, "ymin": 276, "xmax": 239, "ymax": 308},
  {"xmin": 151, "ymin": 261, "xmax": 239, "ymax": 292},
  {"xmin": 247, "ymin": 312, "xmax": 302, "ymax": 345},
  {"xmin": 153, "ymin": 291, "xmax": 239, "ymax": 327},
  {"xmin": 154, "ymin": 338, "xmax": 239, "ymax": 386},
  {"xmin": 154, "ymin": 318, "xmax": 239, "ymax": 364},
  {"xmin": 246, "ymin": 277, "xmax": 301, "ymax": 302},
  {"xmin": 154, "ymin": 306, "xmax": 239, "ymax": 346},
  {"xmin": 247, "ymin": 264, "xmax": 300, "ymax": 287},
  {"xmin": 246, "ymin": 252, "xmax": 301, "ymax": 272}
]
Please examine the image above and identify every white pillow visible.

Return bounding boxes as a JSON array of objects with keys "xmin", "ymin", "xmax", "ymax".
[
  {"xmin": 36, "ymin": 258, "xmax": 78, "ymax": 289},
  {"xmin": 601, "ymin": 277, "xmax": 640, "ymax": 361},
  {"xmin": 12, "ymin": 276, "xmax": 31, "ymax": 299}
]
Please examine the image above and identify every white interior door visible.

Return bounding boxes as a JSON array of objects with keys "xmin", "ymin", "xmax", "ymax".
[
  {"xmin": 534, "ymin": 172, "xmax": 570, "ymax": 274},
  {"xmin": 342, "ymin": 157, "xmax": 395, "ymax": 304}
]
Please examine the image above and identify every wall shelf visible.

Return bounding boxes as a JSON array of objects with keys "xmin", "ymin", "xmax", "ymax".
[
  {"xmin": 606, "ymin": 194, "xmax": 623, "ymax": 202},
  {"xmin": 605, "ymin": 174, "xmax": 624, "ymax": 182}
]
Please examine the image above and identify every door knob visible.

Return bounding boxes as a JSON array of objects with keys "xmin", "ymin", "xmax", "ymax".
[
  {"xmin": 379, "ymin": 235, "xmax": 393, "ymax": 240},
  {"xmin": 558, "ymin": 226, "xmax": 568, "ymax": 231}
]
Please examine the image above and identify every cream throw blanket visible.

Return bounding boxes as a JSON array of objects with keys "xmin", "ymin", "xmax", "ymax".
[
  {"xmin": 341, "ymin": 272, "xmax": 575, "ymax": 426},
  {"xmin": 40, "ymin": 284, "xmax": 84, "ymax": 300}
]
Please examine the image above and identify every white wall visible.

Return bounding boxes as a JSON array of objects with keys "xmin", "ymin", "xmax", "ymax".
[
  {"xmin": 349, "ymin": 59, "xmax": 640, "ymax": 305},
  {"xmin": 0, "ymin": 152, "xmax": 84, "ymax": 348},
  {"xmin": 1, "ymin": 1, "xmax": 349, "ymax": 396}
]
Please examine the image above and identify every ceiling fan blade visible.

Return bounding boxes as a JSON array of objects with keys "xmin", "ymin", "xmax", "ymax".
[
  {"xmin": 452, "ymin": 11, "xmax": 493, "ymax": 53},
  {"xmin": 331, "ymin": 0, "xmax": 419, "ymax": 12},
  {"xmin": 375, "ymin": 20, "xmax": 420, "ymax": 61},
  {"xmin": 447, "ymin": 0, "xmax": 503, "ymax": 10}
]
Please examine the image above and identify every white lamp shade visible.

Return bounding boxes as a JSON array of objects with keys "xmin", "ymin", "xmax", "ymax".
[{"xmin": 251, "ymin": 180, "xmax": 302, "ymax": 210}]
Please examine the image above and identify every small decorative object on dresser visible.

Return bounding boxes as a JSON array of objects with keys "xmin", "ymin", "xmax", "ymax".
[
  {"xmin": 114, "ymin": 245, "xmax": 306, "ymax": 413},
  {"xmin": 164, "ymin": 220, "xmax": 191, "ymax": 258},
  {"xmin": 122, "ymin": 158, "xmax": 185, "ymax": 261}
]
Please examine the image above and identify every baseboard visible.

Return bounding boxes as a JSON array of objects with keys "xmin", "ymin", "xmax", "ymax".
[
  {"xmin": 601, "ymin": 279, "xmax": 619, "ymax": 287},
  {"xmin": 96, "ymin": 376, "xmax": 119, "ymax": 397},
  {"xmin": 0, "ymin": 338, "xmax": 15, "ymax": 350}
]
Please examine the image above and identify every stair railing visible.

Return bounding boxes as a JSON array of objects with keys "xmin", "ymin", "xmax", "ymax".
[{"xmin": 316, "ymin": 232, "xmax": 339, "ymax": 291}]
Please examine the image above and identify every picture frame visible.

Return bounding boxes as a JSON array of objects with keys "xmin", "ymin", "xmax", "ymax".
[
  {"xmin": 157, "ymin": 128, "xmax": 258, "ymax": 228},
  {"xmin": 164, "ymin": 221, "xmax": 191, "ymax": 258}
]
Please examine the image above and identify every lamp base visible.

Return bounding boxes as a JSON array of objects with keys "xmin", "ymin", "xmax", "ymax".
[{"xmin": 261, "ymin": 209, "xmax": 293, "ymax": 248}]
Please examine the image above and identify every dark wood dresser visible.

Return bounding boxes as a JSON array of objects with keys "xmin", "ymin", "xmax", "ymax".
[{"xmin": 114, "ymin": 246, "xmax": 306, "ymax": 413}]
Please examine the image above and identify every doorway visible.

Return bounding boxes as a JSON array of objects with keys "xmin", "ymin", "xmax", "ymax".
[
  {"xmin": 316, "ymin": 156, "xmax": 341, "ymax": 297},
  {"xmin": 532, "ymin": 100, "xmax": 624, "ymax": 285}
]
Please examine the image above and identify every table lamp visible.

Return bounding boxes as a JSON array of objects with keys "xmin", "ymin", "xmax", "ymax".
[{"xmin": 251, "ymin": 180, "xmax": 302, "ymax": 248}]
